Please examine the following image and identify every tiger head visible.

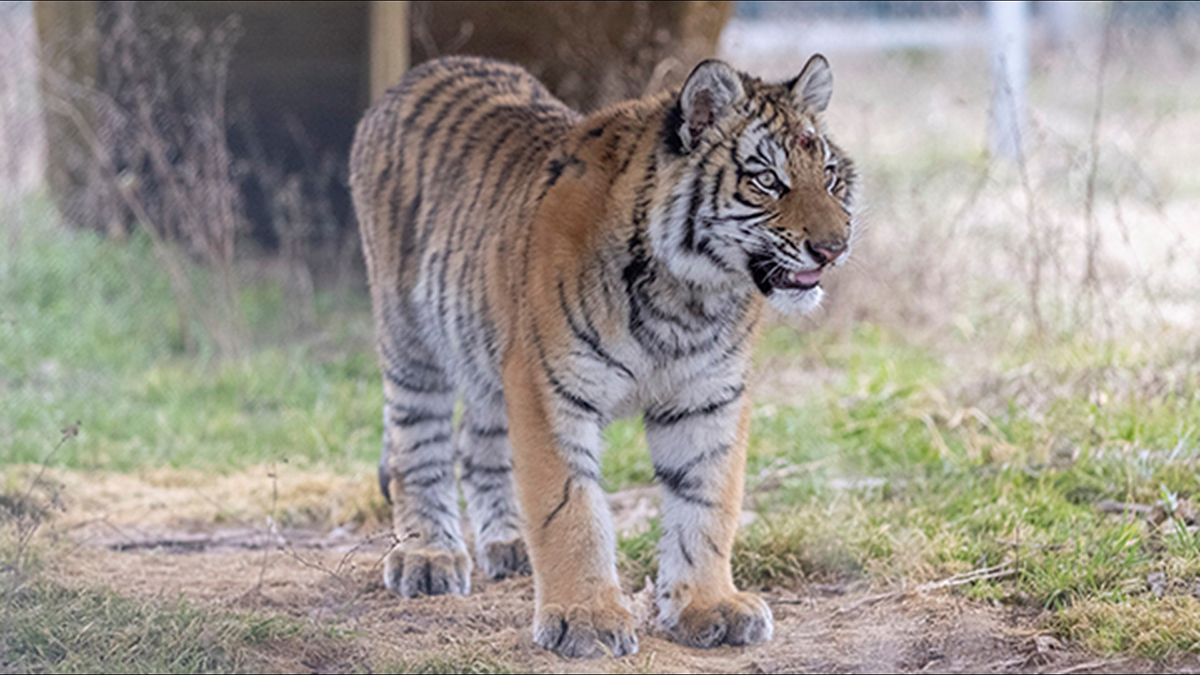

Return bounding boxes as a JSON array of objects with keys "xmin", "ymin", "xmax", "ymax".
[{"xmin": 651, "ymin": 55, "xmax": 858, "ymax": 315}]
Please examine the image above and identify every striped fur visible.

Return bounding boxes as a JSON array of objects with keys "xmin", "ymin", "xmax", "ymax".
[{"xmin": 349, "ymin": 55, "xmax": 856, "ymax": 658}]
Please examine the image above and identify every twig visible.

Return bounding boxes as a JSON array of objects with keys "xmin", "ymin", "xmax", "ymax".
[
  {"xmin": 837, "ymin": 561, "xmax": 1016, "ymax": 614},
  {"xmin": 1079, "ymin": 3, "xmax": 1115, "ymax": 322},
  {"xmin": 15, "ymin": 421, "xmax": 80, "ymax": 525},
  {"xmin": 278, "ymin": 545, "xmax": 353, "ymax": 589},
  {"xmin": 2, "ymin": 421, "xmax": 81, "ymax": 658},
  {"xmin": 246, "ymin": 463, "xmax": 394, "ymax": 624},
  {"xmin": 252, "ymin": 462, "xmax": 280, "ymax": 595},
  {"xmin": 1049, "ymin": 657, "xmax": 1129, "ymax": 675}
]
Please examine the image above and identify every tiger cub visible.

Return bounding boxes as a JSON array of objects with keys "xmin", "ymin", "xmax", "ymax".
[{"xmin": 349, "ymin": 54, "xmax": 856, "ymax": 658}]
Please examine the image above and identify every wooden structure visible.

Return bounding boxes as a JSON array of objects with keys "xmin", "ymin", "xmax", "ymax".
[{"xmin": 33, "ymin": 1, "xmax": 730, "ymax": 239}]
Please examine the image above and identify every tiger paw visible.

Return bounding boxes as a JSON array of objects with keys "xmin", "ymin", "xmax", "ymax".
[
  {"xmin": 478, "ymin": 538, "xmax": 531, "ymax": 580},
  {"xmin": 533, "ymin": 595, "xmax": 639, "ymax": 658},
  {"xmin": 383, "ymin": 547, "xmax": 472, "ymax": 597},
  {"xmin": 669, "ymin": 591, "xmax": 773, "ymax": 648}
]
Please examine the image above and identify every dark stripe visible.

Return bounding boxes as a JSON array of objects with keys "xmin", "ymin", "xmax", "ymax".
[
  {"xmin": 461, "ymin": 461, "xmax": 512, "ymax": 480},
  {"xmin": 401, "ymin": 192, "xmax": 421, "ymax": 257},
  {"xmin": 620, "ymin": 119, "xmax": 658, "ymax": 177},
  {"xmin": 709, "ymin": 166, "xmax": 726, "ymax": 217},
  {"xmin": 645, "ymin": 385, "xmax": 745, "ymax": 427},
  {"xmin": 384, "ymin": 368, "xmax": 451, "ymax": 395},
  {"xmin": 407, "ymin": 471, "xmax": 453, "ymax": 489},
  {"xmin": 551, "ymin": 380, "xmax": 602, "ymax": 418},
  {"xmin": 478, "ymin": 507, "xmax": 518, "ymax": 533},
  {"xmin": 412, "ymin": 81, "xmax": 490, "ymax": 255},
  {"xmin": 450, "ymin": 115, "xmax": 528, "ymax": 378},
  {"xmin": 696, "ymin": 238, "xmax": 735, "ymax": 273},
  {"xmin": 432, "ymin": 98, "xmax": 521, "ymax": 339},
  {"xmin": 657, "ymin": 442, "xmax": 731, "ymax": 484},
  {"xmin": 654, "ymin": 465, "xmax": 716, "ymax": 508},
  {"xmin": 391, "ymin": 410, "xmax": 453, "ymax": 427},
  {"xmin": 705, "ymin": 534, "xmax": 722, "ymax": 557},
  {"xmin": 399, "ymin": 62, "xmax": 519, "ymax": 129},
  {"xmin": 542, "ymin": 479, "xmax": 572, "ymax": 529},
  {"xmin": 679, "ymin": 536, "xmax": 695, "ymax": 567},
  {"xmin": 378, "ymin": 340, "xmax": 442, "ymax": 374},
  {"xmin": 469, "ymin": 425, "xmax": 508, "ymax": 438},
  {"xmin": 733, "ymin": 191, "xmax": 760, "ymax": 210},
  {"xmin": 489, "ymin": 130, "xmax": 544, "ymax": 209},
  {"xmin": 530, "ymin": 321, "xmax": 603, "ymax": 419},
  {"xmin": 682, "ymin": 170, "xmax": 706, "ymax": 251},
  {"xmin": 404, "ymin": 432, "xmax": 452, "ymax": 454},
  {"xmin": 575, "ymin": 271, "xmax": 635, "ymax": 381},
  {"xmin": 557, "ymin": 279, "xmax": 635, "ymax": 381},
  {"xmin": 472, "ymin": 482, "xmax": 506, "ymax": 497},
  {"xmin": 432, "ymin": 94, "xmax": 508, "ymax": 330},
  {"xmin": 400, "ymin": 72, "xmax": 461, "ymax": 129},
  {"xmin": 404, "ymin": 458, "xmax": 452, "ymax": 475},
  {"xmin": 370, "ymin": 108, "xmax": 401, "ymax": 207},
  {"xmin": 725, "ymin": 210, "xmax": 769, "ymax": 222}
]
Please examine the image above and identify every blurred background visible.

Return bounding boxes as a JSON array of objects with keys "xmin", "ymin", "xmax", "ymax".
[
  {"xmin": 4, "ymin": 0, "xmax": 1197, "ymax": 459},
  {"xmin": 3, "ymin": 3, "xmax": 1200, "ymax": 671},
  {"xmin": 6, "ymin": 0, "xmax": 1197, "ymax": 356}
]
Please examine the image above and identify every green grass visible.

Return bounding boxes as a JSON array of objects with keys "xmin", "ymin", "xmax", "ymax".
[
  {"xmin": 5, "ymin": 197, "xmax": 1200, "ymax": 661},
  {"xmin": 1, "ymin": 581, "xmax": 358, "ymax": 673},
  {"xmin": 1, "ymin": 197, "xmax": 381, "ymax": 472}
]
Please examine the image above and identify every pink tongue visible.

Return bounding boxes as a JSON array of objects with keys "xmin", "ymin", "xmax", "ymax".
[{"xmin": 791, "ymin": 269, "xmax": 822, "ymax": 286}]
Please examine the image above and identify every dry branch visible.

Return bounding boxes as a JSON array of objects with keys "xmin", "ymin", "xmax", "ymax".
[
  {"xmin": 835, "ymin": 561, "xmax": 1017, "ymax": 614},
  {"xmin": 1049, "ymin": 657, "xmax": 1129, "ymax": 675}
]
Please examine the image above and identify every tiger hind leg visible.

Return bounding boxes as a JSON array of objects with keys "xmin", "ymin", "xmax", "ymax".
[
  {"xmin": 377, "ymin": 336, "xmax": 471, "ymax": 597},
  {"xmin": 459, "ymin": 392, "xmax": 530, "ymax": 579}
]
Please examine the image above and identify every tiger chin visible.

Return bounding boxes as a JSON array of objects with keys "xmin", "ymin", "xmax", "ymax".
[{"xmin": 349, "ymin": 53, "xmax": 856, "ymax": 658}]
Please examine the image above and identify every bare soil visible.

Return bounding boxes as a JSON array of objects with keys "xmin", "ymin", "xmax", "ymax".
[{"xmin": 26, "ymin": 468, "xmax": 1187, "ymax": 674}]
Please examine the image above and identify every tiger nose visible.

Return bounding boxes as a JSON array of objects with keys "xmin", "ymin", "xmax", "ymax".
[{"xmin": 805, "ymin": 240, "xmax": 847, "ymax": 266}]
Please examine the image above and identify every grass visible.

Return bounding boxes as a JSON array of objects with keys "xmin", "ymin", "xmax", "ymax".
[
  {"xmin": 1053, "ymin": 596, "xmax": 1200, "ymax": 659},
  {"xmin": 1, "ymin": 196, "xmax": 382, "ymax": 472},
  {"xmin": 4, "ymin": 196, "xmax": 1200, "ymax": 665},
  {"xmin": 377, "ymin": 645, "xmax": 515, "ymax": 674},
  {"xmin": 1, "ymin": 580, "xmax": 359, "ymax": 673}
]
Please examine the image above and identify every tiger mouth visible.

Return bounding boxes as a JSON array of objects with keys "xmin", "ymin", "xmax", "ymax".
[{"xmin": 748, "ymin": 253, "xmax": 822, "ymax": 295}]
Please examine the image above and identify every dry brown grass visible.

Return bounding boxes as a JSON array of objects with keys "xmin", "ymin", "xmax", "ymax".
[
  {"xmin": 723, "ymin": 18, "xmax": 1200, "ymax": 343},
  {"xmin": 1053, "ymin": 596, "xmax": 1200, "ymax": 659}
]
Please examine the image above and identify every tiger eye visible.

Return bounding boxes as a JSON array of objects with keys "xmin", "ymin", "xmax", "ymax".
[{"xmin": 755, "ymin": 171, "xmax": 779, "ymax": 190}]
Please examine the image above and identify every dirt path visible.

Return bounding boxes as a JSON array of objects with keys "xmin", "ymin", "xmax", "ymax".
[
  {"xmin": 52, "ymin": 529, "xmax": 1127, "ymax": 674},
  {"xmin": 24, "ymin": 467, "xmax": 1177, "ymax": 674}
]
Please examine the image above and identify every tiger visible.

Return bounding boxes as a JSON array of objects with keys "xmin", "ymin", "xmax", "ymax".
[{"xmin": 349, "ymin": 54, "xmax": 857, "ymax": 658}]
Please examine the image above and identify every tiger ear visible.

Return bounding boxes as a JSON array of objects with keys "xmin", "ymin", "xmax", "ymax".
[
  {"xmin": 790, "ymin": 54, "xmax": 833, "ymax": 113},
  {"xmin": 678, "ymin": 60, "xmax": 745, "ymax": 151}
]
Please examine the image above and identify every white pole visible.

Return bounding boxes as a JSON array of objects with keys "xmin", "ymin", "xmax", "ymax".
[
  {"xmin": 1046, "ymin": 0, "xmax": 1085, "ymax": 51},
  {"xmin": 988, "ymin": 0, "xmax": 1029, "ymax": 161}
]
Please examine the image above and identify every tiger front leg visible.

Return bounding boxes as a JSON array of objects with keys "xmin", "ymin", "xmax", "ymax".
[
  {"xmin": 646, "ymin": 384, "xmax": 773, "ymax": 648},
  {"xmin": 504, "ymin": 357, "xmax": 638, "ymax": 659}
]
